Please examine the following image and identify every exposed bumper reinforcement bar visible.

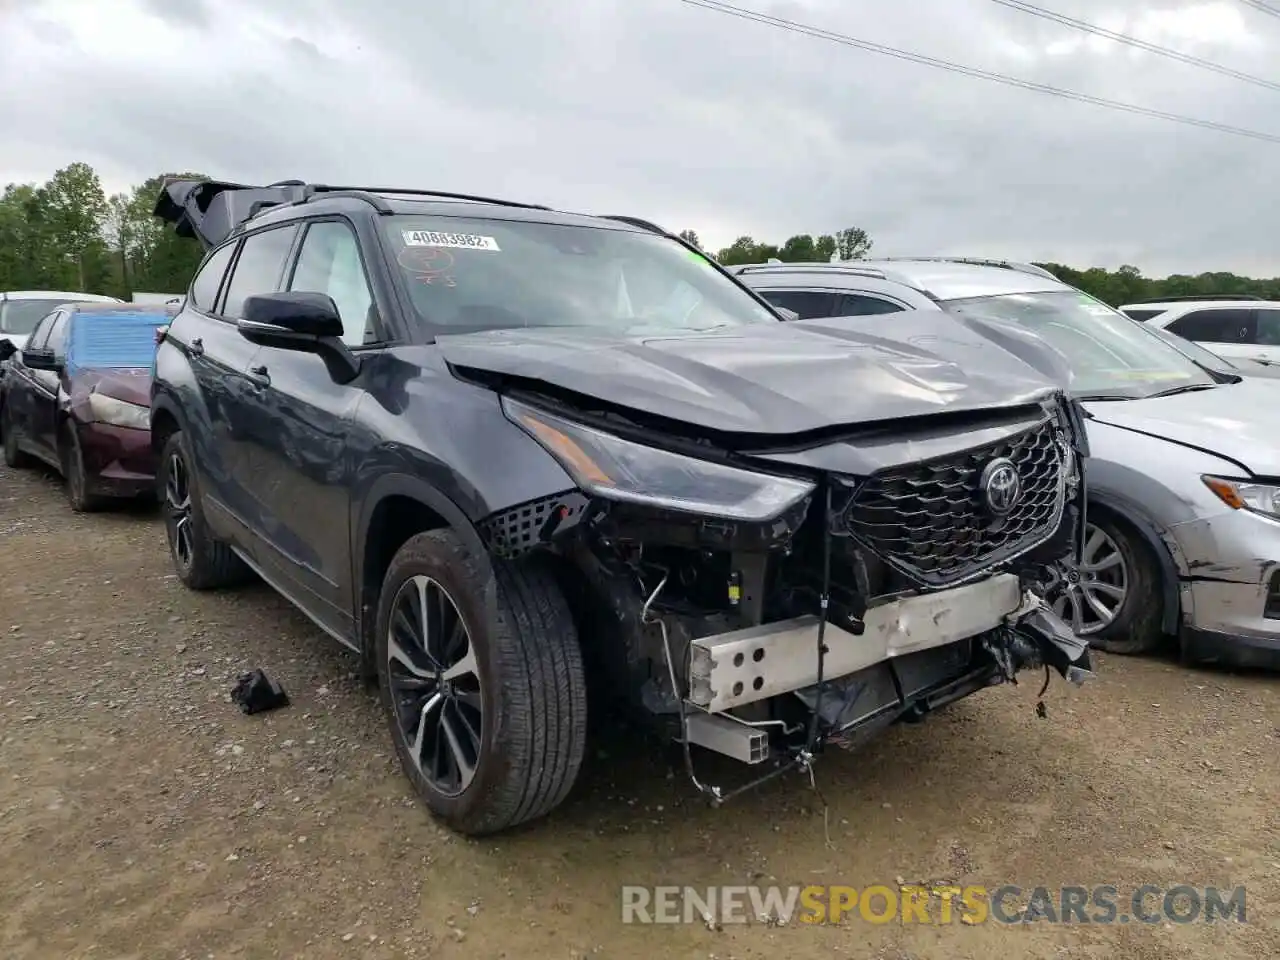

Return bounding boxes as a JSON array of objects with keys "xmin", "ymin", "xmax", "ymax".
[{"xmin": 687, "ymin": 573, "xmax": 1025, "ymax": 713}]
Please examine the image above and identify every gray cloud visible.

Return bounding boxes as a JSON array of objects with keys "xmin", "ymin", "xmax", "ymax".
[{"xmin": 1, "ymin": 0, "xmax": 1276, "ymax": 275}]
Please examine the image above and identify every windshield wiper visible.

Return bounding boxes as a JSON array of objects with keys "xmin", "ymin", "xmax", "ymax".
[{"xmin": 1143, "ymin": 383, "xmax": 1218, "ymax": 399}]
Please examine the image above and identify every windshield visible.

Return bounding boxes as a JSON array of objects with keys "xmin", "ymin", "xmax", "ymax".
[
  {"xmin": 383, "ymin": 216, "xmax": 778, "ymax": 335},
  {"xmin": 67, "ymin": 312, "xmax": 164, "ymax": 369},
  {"xmin": 941, "ymin": 290, "xmax": 1217, "ymax": 399},
  {"xmin": 0, "ymin": 300, "xmax": 62, "ymax": 336}
]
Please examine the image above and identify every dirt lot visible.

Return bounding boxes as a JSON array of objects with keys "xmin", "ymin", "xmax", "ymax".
[{"xmin": 1, "ymin": 461, "xmax": 1278, "ymax": 960}]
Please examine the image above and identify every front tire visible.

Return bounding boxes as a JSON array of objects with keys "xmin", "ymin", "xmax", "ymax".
[
  {"xmin": 1053, "ymin": 513, "xmax": 1164, "ymax": 655},
  {"xmin": 1, "ymin": 404, "xmax": 32, "ymax": 469},
  {"xmin": 159, "ymin": 430, "xmax": 251, "ymax": 590},
  {"xmin": 62, "ymin": 424, "xmax": 104, "ymax": 513},
  {"xmin": 375, "ymin": 529, "xmax": 588, "ymax": 835}
]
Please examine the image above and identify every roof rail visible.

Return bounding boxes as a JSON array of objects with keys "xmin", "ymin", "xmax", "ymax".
[
  {"xmin": 598, "ymin": 215, "xmax": 670, "ymax": 235},
  {"xmin": 878, "ymin": 256, "xmax": 1059, "ymax": 280},
  {"xmin": 734, "ymin": 261, "xmax": 889, "ymax": 279},
  {"xmin": 299, "ymin": 184, "xmax": 551, "ymax": 211},
  {"xmin": 1124, "ymin": 294, "xmax": 1264, "ymax": 304}
]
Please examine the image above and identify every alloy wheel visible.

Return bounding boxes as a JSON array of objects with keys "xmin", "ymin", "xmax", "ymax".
[
  {"xmin": 1049, "ymin": 522, "xmax": 1129, "ymax": 636},
  {"xmin": 164, "ymin": 451, "xmax": 194, "ymax": 570},
  {"xmin": 386, "ymin": 575, "xmax": 483, "ymax": 797}
]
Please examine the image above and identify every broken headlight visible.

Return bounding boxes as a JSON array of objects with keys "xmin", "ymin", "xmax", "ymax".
[
  {"xmin": 88, "ymin": 393, "xmax": 150, "ymax": 430},
  {"xmin": 502, "ymin": 396, "xmax": 816, "ymax": 521},
  {"xmin": 1202, "ymin": 476, "xmax": 1280, "ymax": 521}
]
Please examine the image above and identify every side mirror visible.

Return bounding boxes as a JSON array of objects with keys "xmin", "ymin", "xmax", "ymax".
[
  {"xmin": 239, "ymin": 291, "xmax": 345, "ymax": 338},
  {"xmin": 775, "ymin": 307, "xmax": 800, "ymax": 322},
  {"xmin": 236, "ymin": 291, "xmax": 360, "ymax": 385},
  {"xmin": 22, "ymin": 348, "xmax": 62, "ymax": 372},
  {"xmin": 0, "ymin": 339, "xmax": 15, "ymax": 363}
]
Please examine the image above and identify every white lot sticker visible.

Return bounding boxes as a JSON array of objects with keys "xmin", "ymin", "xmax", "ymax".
[{"xmin": 403, "ymin": 230, "xmax": 501, "ymax": 251}]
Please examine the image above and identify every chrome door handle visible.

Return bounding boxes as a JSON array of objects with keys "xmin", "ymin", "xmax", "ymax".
[
  {"xmin": 189, "ymin": 337, "xmax": 204, "ymax": 357},
  {"xmin": 247, "ymin": 364, "xmax": 270, "ymax": 387}
]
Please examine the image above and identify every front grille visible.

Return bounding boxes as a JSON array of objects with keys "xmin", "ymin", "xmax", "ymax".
[{"xmin": 844, "ymin": 418, "xmax": 1066, "ymax": 587}]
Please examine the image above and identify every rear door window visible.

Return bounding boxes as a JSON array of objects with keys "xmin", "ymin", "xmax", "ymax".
[
  {"xmin": 1167, "ymin": 308, "xmax": 1254, "ymax": 344},
  {"xmin": 756, "ymin": 290, "xmax": 838, "ymax": 319},
  {"xmin": 221, "ymin": 225, "xmax": 299, "ymax": 319}
]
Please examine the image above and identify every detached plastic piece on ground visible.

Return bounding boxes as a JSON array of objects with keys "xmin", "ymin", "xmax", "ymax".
[{"xmin": 231, "ymin": 669, "xmax": 290, "ymax": 715}]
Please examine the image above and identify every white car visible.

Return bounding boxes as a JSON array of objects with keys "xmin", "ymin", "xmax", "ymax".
[
  {"xmin": 1120, "ymin": 296, "xmax": 1280, "ymax": 367},
  {"xmin": 0, "ymin": 290, "xmax": 123, "ymax": 354}
]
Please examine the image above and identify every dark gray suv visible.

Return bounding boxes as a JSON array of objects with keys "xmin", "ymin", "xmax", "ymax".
[{"xmin": 150, "ymin": 185, "xmax": 1091, "ymax": 835}]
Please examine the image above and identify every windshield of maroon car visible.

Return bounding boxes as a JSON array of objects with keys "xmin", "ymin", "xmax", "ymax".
[
  {"xmin": 382, "ymin": 217, "xmax": 779, "ymax": 335},
  {"xmin": 67, "ymin": 311, "xmax": 164, "ymax": 370}
]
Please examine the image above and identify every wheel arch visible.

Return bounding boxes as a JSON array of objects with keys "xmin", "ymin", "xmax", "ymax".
[
  {"xmin": 354, "ymin": 473, "xmax": 493, "ymax": 677},
  {"xmin": 1087, "ymin": 491, "xmax": 1184, "ymax": 637}
]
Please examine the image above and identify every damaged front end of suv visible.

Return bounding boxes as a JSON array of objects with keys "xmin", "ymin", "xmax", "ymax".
[{"xmin": 469, "ymin": 366, "xmax": 1094, "ymax": 802}]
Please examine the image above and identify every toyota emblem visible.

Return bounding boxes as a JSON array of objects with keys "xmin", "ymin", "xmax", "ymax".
[{"xmin": 980, "ymin": 458, "xmax": 1022, "ymax": 517}]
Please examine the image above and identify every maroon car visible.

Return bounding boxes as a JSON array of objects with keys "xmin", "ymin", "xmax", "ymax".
[{"xmin": 0, "ymin": 301, "xmax": 175, "ymax": 510}]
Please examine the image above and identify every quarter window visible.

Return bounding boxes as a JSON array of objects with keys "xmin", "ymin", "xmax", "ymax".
[
  {"xmin": 189, "ymin": 242, "xmax": 237, "ymax": 312},
  {"xmin": 836, "ymin": 293, "xmax": 904, "ymax": 316}
]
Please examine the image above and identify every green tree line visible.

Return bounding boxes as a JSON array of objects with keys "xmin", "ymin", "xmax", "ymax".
[
  {"xmin": 3, "ymin": 162, "xmax": 1277, "ymax": 307},
  {"xmin": 0, "ymin": 162, "xmax": 206, "ymax": 298}
]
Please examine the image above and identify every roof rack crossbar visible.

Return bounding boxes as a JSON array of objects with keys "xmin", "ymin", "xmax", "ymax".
[
  {"xmin": 300, "ymin": 184, "xmax": 551, "ymax": 211},
  {"xmin": 1125, "ymin": 294, "xmax": 1264, "ymax": 304},
  {"xmin": 878, "ymin": 256, "xmax": 1058, "ymax": 280}
]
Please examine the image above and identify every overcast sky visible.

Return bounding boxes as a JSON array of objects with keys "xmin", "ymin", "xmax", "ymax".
[{"xmin": 1, "ymin": 0, "xmax": 1276, "ymax": 276}]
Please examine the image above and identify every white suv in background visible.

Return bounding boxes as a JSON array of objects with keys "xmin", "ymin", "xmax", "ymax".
[{"xmin": 1120, "ymin": 296, "xmax": 1280, "ymax": 366}]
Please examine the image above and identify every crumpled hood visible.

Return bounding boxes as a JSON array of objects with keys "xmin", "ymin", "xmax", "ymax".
[
  {"xmin": 69, "ymin": 367, "xmax": 152, "ymax": 407},
  {"xmin": 1084, "ymin": 378, "xmax": 1280, "ymax": 475},
  {"xmin": 437, "ymin": 316, "xmax": 1058, "ymax": 437}
]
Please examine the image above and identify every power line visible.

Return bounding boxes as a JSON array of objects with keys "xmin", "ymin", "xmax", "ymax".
[
  {"xmin": 679, "ymin": 0, "xmax": 1280, "ymax": 145},
  {"xmin": 989, "ymin": 0, "xmax": 1280, "ymax": 93},
  {"xmin": 1238, "ymin": 0, "xmax": 1280, "ymax": 20}
]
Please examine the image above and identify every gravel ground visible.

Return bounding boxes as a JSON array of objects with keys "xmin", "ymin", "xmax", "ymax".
[{"xmin": 1, "ymin": 459, "xmax": 1278, "ymax": 960}]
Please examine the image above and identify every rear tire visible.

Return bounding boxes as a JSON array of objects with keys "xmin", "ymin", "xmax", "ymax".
[
  {"xmin": 62, "ymin": 424, "xmax": 104, "ymax": 513},
  {"xmin": 1, "ymin": 404, "xmax": 32, "ymax": 469},
  {"xmin": 160, "ymin": 430, "xmax": 251, "ymax": 590},
  {"xmin": 375, "ymin": 529, "xmax": 588, "ymax": 835}
]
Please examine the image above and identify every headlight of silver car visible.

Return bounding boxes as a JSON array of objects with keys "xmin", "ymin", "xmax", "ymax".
[
  {"xmin": 1202, "ymin": 475, "xmax": 1280, "ymax": 521},
  {"xmin": 88, "ymin": 393, "xmax": 150, "ymax": 431},
  {"xmin": 502, "ymin": 396, "xmax": 816, "ymax": 521}
]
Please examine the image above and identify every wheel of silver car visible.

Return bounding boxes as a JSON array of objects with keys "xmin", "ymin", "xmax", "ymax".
[
  {"xmin": 1051, "ymin": 513, "xmax": 1164, "ymax": 656},
  {"xmin": 1051, "ymin": 522, "xmax": 1128, "ymax": 635},
  {"xmin": 385, "ymin": 575, "xmax": 484, "ymax": 797},
  {"xmin": 158, "ymin": 430, "xmax": 251, "ymax": 590},
  {"xmin": 375, "ymin": 529, "xmax": 588, "ymax": 835}
]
